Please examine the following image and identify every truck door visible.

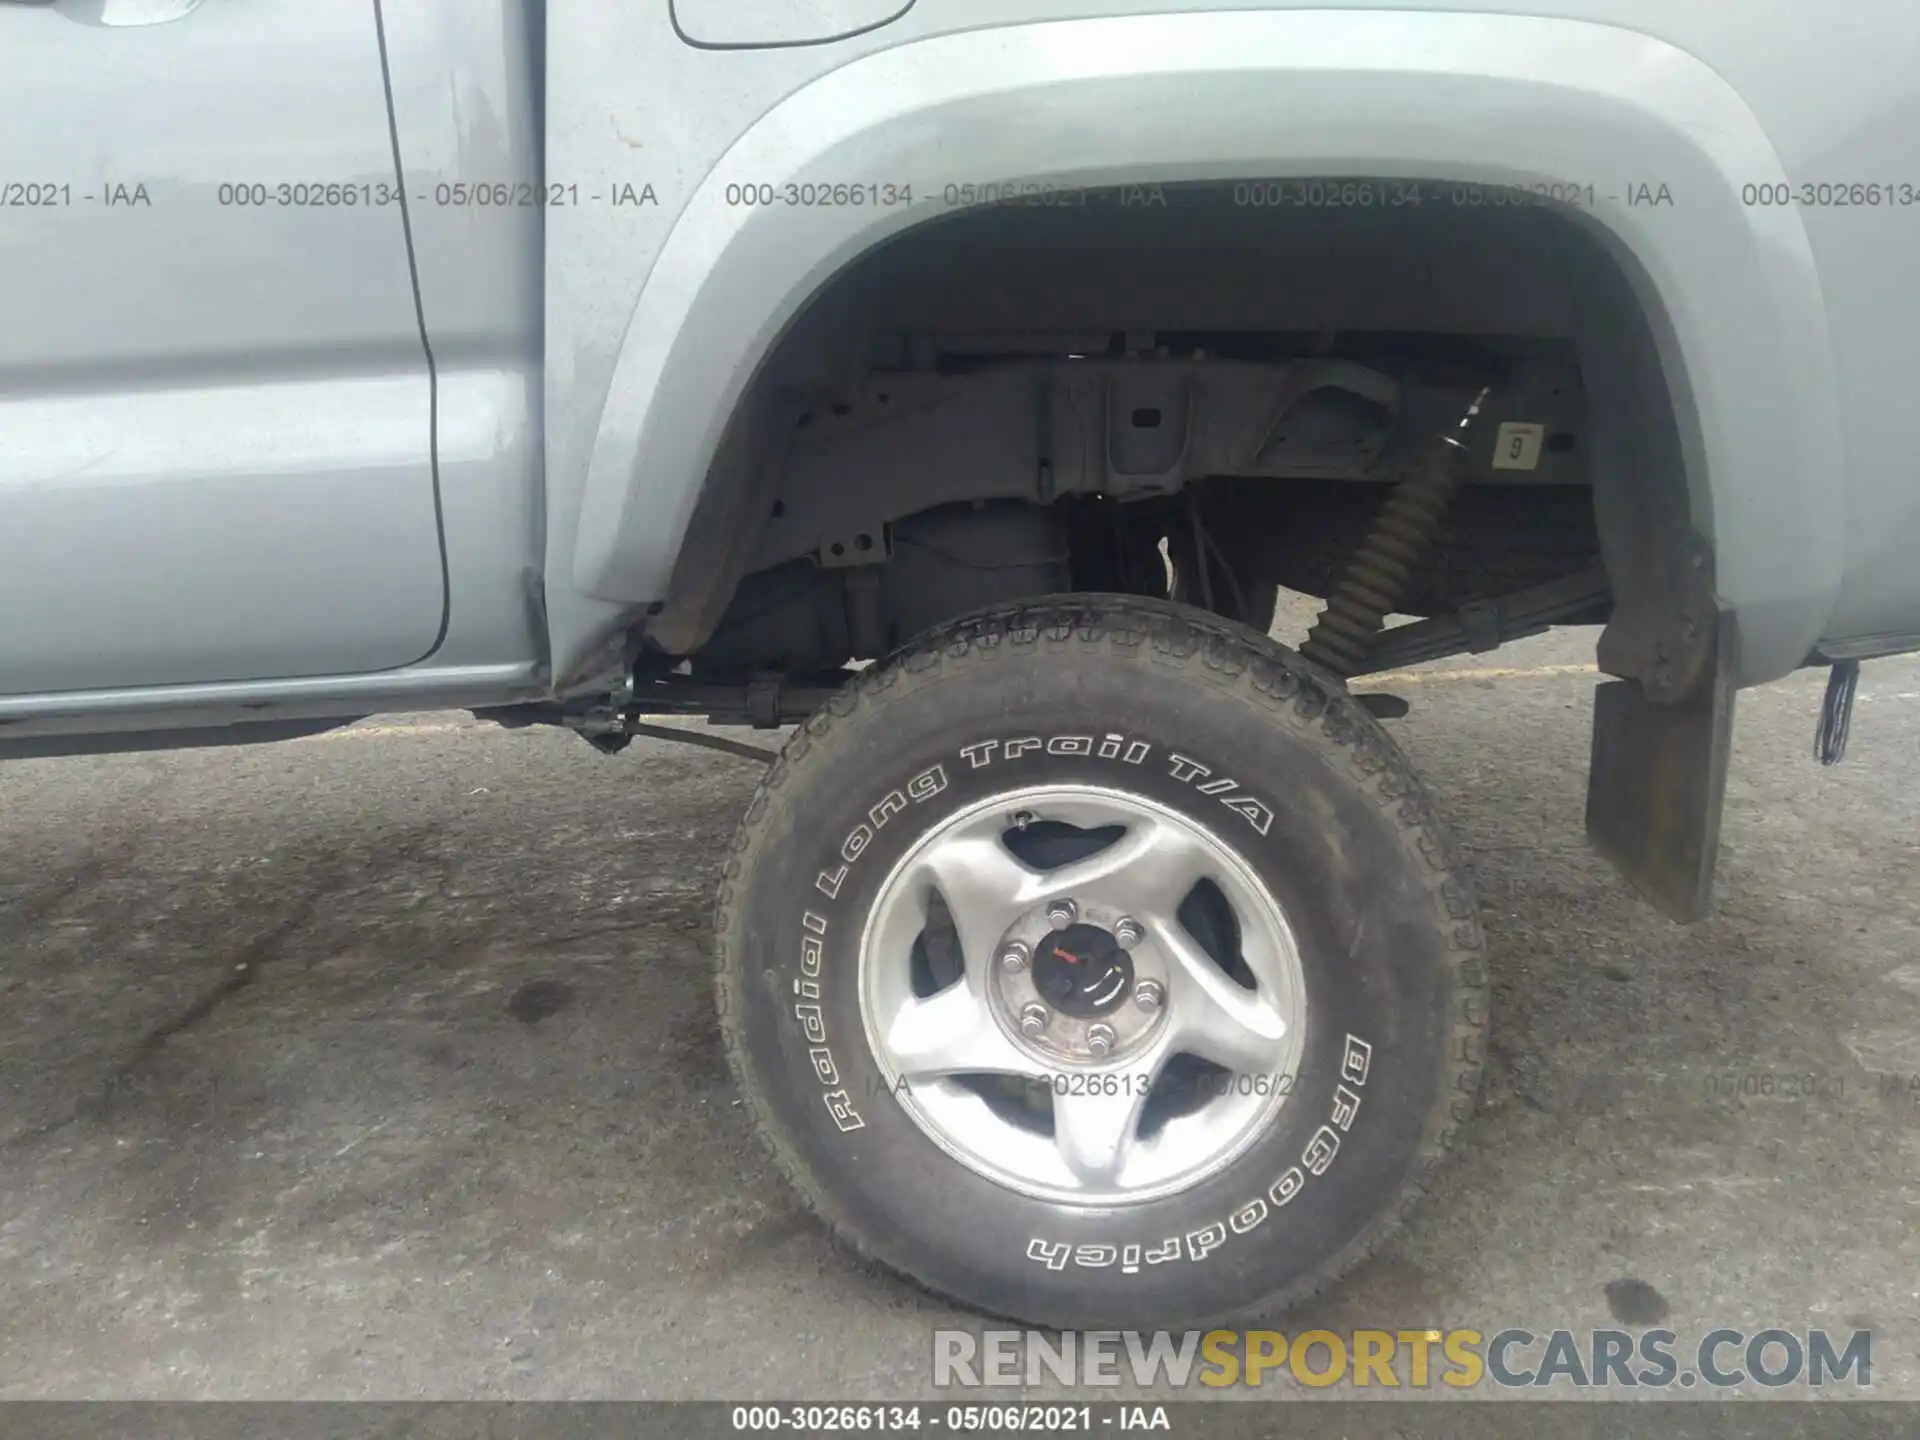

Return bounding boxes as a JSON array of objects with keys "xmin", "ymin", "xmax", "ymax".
[
  {"xmin": 0, "ymin": 0, "xmax": 445, "ymax": 696},
  {"xmin": 671, "ymin": 0, "xmax": 915, "ymax": 48}
]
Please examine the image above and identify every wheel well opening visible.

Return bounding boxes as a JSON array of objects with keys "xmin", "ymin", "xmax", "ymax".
[{"xmin": 649, "ymin": 178, "xmax": 1695, "ymax": 685}]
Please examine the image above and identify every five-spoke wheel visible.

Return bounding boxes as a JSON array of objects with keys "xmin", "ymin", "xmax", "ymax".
[{"xmin": 861, "ymin": 786, "xmax": 1306, "ymax": 1202}]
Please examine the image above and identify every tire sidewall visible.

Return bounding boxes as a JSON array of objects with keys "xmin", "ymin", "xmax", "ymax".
[{"xmin": 722, "ymin": 622, "xmax": 1466, "ymax": 1326}]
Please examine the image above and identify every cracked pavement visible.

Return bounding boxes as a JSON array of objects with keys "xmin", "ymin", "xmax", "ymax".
[{"xmin": 1, "ymin": 603, "xmax": 1918, "ymax": 1401}]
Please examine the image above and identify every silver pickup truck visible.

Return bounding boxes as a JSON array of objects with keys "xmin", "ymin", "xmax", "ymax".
[{"xmin": 3, "ymin": 0, "xmax": 1914, "ymax": 1329}]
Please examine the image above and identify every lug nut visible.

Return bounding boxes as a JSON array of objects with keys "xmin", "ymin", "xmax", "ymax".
[
  {"xmin": 1000, "ymin": 942, "xmax": 1030, "ymax": 973},
  {"xmin": 1020, "ymin": 1003, "xmax": 1050, "ymax": 1038},
  {"xmin": 1087, "ymin": 1023, "xmax": 1116, "ymax": 1057},
  {"xmin": 1046, "ymin": 898, "xmax": 1078, "ymax": 928},
  {"xmin": 1134, "ymin": 980, "xmax": 1164, "ymax": 1012},
  {"xmin": 1113, "ymin": 917, "xmax": 1143, "ymax": 948}
]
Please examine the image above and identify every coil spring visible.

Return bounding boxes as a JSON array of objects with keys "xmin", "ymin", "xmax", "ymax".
[{"xmin": 1300, "ymin": 389, "xmax": 1490, "ymax": 678}]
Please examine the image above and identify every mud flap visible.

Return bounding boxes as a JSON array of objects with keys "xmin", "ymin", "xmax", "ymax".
[{"xmin": 1585, "ymin": 663, "xmax": 1736, "ymax": 923}]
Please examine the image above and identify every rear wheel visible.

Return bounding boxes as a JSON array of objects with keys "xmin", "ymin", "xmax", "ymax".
[{"xmin": 714, "ymin": 595, "xmax": 1485, "ymax": 1327}]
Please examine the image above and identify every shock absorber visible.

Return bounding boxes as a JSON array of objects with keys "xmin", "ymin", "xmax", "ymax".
[{"xmin": 1300, "ymin": 388, "xmax": 1491, "ymax": 678}]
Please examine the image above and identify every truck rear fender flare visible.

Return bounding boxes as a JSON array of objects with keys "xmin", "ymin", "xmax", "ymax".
[{"xmin": 566, "ymin": 8, "xmax": 1842, "ymax": 688}]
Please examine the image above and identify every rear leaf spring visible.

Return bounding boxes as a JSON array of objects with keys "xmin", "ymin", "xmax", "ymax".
[{"xmin": 1301, "ymin": 389, "xmax": 1491, "ymax": 678}]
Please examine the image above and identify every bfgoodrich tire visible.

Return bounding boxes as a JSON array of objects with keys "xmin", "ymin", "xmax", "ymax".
[{"xmin": 714, "ymin": 596, "xmax": 1485, "ymax": 1329}]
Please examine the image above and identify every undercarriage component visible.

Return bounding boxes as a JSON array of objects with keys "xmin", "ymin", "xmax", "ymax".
[
  {"xmin": 643, "ymin": 335, "xmax": 1583, "ymax": 663},
  {"xmin": 1300, "ymin": 390, "xmax": 1489, "ymax": 676},
  {"xmin": 747, "ymin": 358, "xmax": 1404, "ymax": 578},
  {"xmin": 1182, "ymin": 491, "xmax": 1218, "ymax": 614},
  {"xmin": 740, "ymin": 346, "xmax": 1584, "ymax": 587},
  {"xmin": 613, "ymin": 720, "xmax": 777, "ymax": 762},
  {"xmin": 478, "ymin": 671, "xmax": 849, "ymax": 736},
  {"xmin": 1056, "ymin": 492, "xmax": 1174, "ymax": 601},
  {"xmin": 1350, "ymin": 565, "xmax": 1612, "ymax": 675},
  {"xmin": 694, "ymin": 501, "xmax": 1068, "ymax": 676},
  {"xmin": 1180, "ymin": 476, "xmax": 1602, "ymax": 620},
  {"xmin": 639, "ymin": 675, "xmax": 849, "ymax": 728}
]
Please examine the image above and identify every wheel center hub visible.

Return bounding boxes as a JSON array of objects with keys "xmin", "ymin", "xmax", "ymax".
[
  {"xmin": 989, "ymin": 901, "xmax": 1165, "ymax": 1063},
  {"xmin": 1031, "ymin": 923, "xmax": 1133, "ymax": 1017}
]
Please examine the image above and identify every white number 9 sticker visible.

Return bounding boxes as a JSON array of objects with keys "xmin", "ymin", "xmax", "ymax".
[{"xmin": 1491, "ymin": 421, "xmax": 1547, "ymax": 471}]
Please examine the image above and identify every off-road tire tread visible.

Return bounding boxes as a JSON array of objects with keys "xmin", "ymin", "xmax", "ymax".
[{"xmin": 712, "ymin": 594, "xmax": 1488, "ymax": 1327}]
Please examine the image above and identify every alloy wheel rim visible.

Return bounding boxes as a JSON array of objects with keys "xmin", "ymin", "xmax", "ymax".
[{"xmin": 858, "ymin": 783, "xmax": 1308, "ymax": 1205}]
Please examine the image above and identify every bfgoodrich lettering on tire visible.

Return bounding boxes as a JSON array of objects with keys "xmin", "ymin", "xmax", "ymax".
[{"xmin": 714, "ymin": 596, "xmax": 1486, "ymax": 1328}]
